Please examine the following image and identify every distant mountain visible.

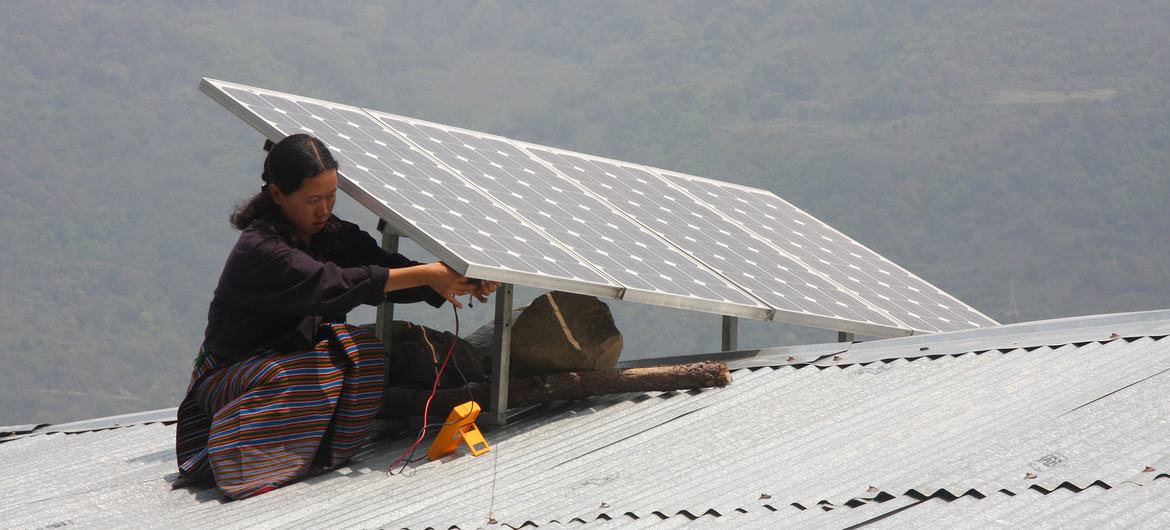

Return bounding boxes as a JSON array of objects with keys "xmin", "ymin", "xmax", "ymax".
[{"xmin": 2, "ymin": 0, "xmax": 1167, "ymax": 425}]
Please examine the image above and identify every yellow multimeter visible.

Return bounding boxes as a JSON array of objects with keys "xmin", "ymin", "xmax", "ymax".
[{"xmin": 427, "ymin": 401, "xmax": 492, "ymax": 460}]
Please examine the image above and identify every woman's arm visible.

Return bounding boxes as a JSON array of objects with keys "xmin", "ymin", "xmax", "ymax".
[
  {"xmin": 336, "ymin": 220, "xmax": 448, "ymax": 306},
  {"xmin": 219, "ymin": 231, "xmax": 390, "ymax": 316},
  {"xmin": 386, "ymin": 262, "xmax": 480, "ymax": 309},
  {"xmin": 334, "ymin": 219, "xmax": 498, "ymax": 308}
]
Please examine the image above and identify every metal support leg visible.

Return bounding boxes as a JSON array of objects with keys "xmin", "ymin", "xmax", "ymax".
[
  {"xmin": 838, "ymin": 331, "xmax": 855, "ymax": 343},
  {"xmin": 722, "ymin": 315, "xmax": 738, "ymax": 352},
  {"xmin": 375, "ymin": 223, "xmax": 399, "ymax": 389},
  {"xmin": 489, "ymin": 283, "xmax": 514, "ymax": 426}
]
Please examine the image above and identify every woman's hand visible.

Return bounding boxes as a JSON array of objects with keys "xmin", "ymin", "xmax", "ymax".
[
  {"xmin": 384, "ymin": 261, "xmax": 495, "ymax": 309},
  {"xmin": 426, "ymin": 262, "xmax": 479, "ymax": 309},
  {"xmin": 471, "ymin": 280, "xmax": 499, "ymax": 304}
]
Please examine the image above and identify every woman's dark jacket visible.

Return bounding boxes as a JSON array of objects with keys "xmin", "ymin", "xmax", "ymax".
[{"xmin": 202, "ymin": 217, "xmax": 443, "ymax": 363}]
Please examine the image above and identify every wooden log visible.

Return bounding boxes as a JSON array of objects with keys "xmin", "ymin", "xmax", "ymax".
[{"xmin": 380, "ymin": 361, "xmax": 731, "ymax": 419}]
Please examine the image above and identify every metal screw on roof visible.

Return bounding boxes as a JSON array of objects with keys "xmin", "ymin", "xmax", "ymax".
[
  {"xmin": 759, "ymin": 493, "xmax": 772, "ymax": 500},
  {"xmin": 1144, "ymin": 466, "xmax": 1157, "ymax": 473},
  {"xmin": 1025, "ymin": 472, "xmax": 1038, "ymax": 479},
  {"xmin": 599, "ymin": 501, "xmax": 610, "ymax": 508},
  {"xmin": 833, "ymin": 355, "xmax": 843, "ymax": 362},
  {"xmin": 787, "ymin": 356, "xmax": 796, "ymax": 362},
  {"xmin": 866, "ymin": 486, "xmax": 880, "ymax": 493}
]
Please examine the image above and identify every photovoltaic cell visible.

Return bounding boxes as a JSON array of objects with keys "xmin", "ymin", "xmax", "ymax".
[
  {"xmin": 368, "ymin": 113, "xmax": 770, "ymax": 319},
  {"xmin": 657, "ymin": 170, "xmax": 999, "ymax": 333},
  {"xmin": 522, "ymin": 145, "xmax": 907, "ymax": 334},
  {"xmin": 201, "ymin": 79, "xmax": 619, "ymax": 295}
]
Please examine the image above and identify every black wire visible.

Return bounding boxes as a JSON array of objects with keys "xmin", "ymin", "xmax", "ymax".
[
  {"xmin": 394, "ymin": 419, "xmax": 460, "ymax": 472},
  {"xmin": 447, "ymin": 303, "xmax": 478, "ymax": 404}
]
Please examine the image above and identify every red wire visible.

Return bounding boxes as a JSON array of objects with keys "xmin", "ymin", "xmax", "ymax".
[{"xmin": 387, "ymin": 305, "xmax": 460, "ymax": 474}]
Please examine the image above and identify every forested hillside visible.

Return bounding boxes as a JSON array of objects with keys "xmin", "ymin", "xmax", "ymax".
[{"xmin": 2, "ymin": 1, "xmax": 1168, "ymax": 425}]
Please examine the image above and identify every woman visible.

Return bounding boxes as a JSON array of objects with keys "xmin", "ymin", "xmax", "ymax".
[{"xmin": 174, "ymin": 134, "xmax": 497, "ymax": 499}]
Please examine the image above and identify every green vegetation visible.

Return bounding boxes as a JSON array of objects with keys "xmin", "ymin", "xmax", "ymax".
[{"xmin": 2, "ymin": 1, "xmax": 1168, "ymax": 425}]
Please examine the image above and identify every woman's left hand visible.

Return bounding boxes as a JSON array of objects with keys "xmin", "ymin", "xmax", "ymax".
[{"xmin": 471, "ymin": 280, "xmax": 499, "ymax": 303}]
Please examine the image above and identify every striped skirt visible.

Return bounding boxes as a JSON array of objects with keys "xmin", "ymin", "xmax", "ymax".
[{"xmin": 173, "ymin": 323, "xmax": 384, "ymax": 500}]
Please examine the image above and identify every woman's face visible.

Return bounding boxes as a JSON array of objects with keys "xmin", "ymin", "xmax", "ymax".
[{"xmin": 271, "ymin": 168, "xmax": 338, "ymax": 242}]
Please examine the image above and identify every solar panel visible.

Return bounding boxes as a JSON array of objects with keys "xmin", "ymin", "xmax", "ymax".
[
  {"xmin": 201, "ymin": 77, "xmax": 996, "ymax": 336},
  {"xmin": 520, "ymin": 144, "xmax": 909, "ymax": 336},
  {"xmin": 365, "ymin": 112, "xmax": 771, "ymax": 319},
  {"xmin": 200, "ymin": 79, "xmax": 620, "ymax": 296},
  {"xmin": 656, "ymin": 170, "xmax": 999, "ymax": 332}
]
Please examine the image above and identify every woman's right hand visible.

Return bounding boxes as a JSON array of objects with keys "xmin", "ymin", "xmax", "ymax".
[{"xmin": 427, "ymin": 262, "xmax": 478, "ymax": 309}]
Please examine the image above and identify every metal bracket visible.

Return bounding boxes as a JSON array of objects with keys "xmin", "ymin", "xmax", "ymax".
[
  {"xmin": 375, "ymin": 219, "xmax": 400, "ymax": 389},
  {"xmin": 488, "ymin": 283, "xmax": 514, "ymax": 426},
  {"xmin": 722, "ymin": 315, "xmax": 739, "ymax": 352}
]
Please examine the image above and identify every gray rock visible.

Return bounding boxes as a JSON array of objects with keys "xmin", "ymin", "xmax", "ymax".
[{"xmin": 463, "ymin": 291, "xmax": 623, "ymax": 376}]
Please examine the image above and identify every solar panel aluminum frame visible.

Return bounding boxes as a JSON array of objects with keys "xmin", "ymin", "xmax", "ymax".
[
  {"xmin": 648, "ymin": 167, "xmax": 999, "ymax": 334},
  {"xmin": 513, "ymin": 141, "xmax": 917, "ymax": 338},
  {"xmin": 199, "ymin": 78, "xmax": 623, "ymax": 298},
  {"xmin": 360, "ymin": 110, "xmax": 774, "ymax": 321}
]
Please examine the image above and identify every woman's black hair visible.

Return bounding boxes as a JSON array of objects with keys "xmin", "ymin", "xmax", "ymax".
[{"xmin": 230, "ymin": 134, "xmax": 341, "ymax": 241}]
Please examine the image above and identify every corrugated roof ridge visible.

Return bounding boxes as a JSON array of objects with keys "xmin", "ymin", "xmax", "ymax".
[
  {"xmin": 719, "ymin": 309, "xmax": 1170, "ymax": 370},
  {"xmin": 0, "ymin": 407, "xmax": 177, "ymax": 443},
  {"xmin": 524, "ymin": 475, "xmax": 1170, "ymax": 529}
]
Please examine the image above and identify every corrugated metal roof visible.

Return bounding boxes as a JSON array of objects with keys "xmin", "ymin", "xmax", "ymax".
[
  {"xmin": 542, "ymin": 478, "xmax": 1170, "ymax": 529},
  {"xmin": 0, "ymin": 407, "xmax": 176, "ymax": 442},
  {"xmin": 617, "ymin": 308, "xmax": 1170, "ymax": 369},
  {"xmin": 2, "ymin": 310, "xmax": 1169, "ymax": 529},
  {"xmin": 538, "ymin": 495, "xmax": 922, "ymax": 529},
  {"xmin": 0, "ymin": 423, "xmax": 44, "ymax": 438},
  {"xmin": 870, "ymin": 478, "xmax": 1170, "ymax": 529}
]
